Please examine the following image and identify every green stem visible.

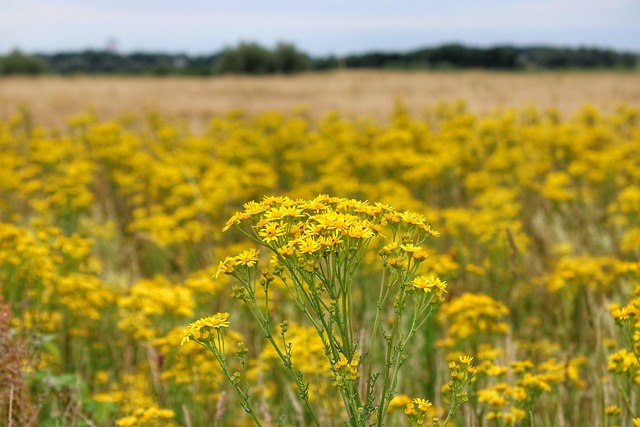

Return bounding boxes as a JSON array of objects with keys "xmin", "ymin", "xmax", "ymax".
[
  {"xmin": 365, "ymin": 267, "xmax": 389, "ymax": 404},
  {"xmin": 242, "ymin": 298, "xmax": 323, "ymax": 427},
  {"xmin": 385, "ymin": 298, "xmax": 424, "ymax": 401},
  {"xmin": 376, "ymin": 286, "xmax": 406, "ymax": 427},
  {"xmin": 201, "ymin": 340, "xmax": 263, "ymax": 427},
  {"xmin": 441, "ymin": 400, "xmax": 460, "ymax": 427}
]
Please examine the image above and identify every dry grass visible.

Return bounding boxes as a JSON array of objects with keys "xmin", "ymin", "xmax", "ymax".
[
  {"xmin": 0, "ymin": 299, "xmax": 36, "ymax": 427},
  {"xmin": 1, "ymin": 70, "xmax": 639, "ymax": 129}
]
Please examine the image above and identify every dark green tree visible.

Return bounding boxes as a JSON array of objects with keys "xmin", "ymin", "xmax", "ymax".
[
  {"xmin": 214, "ymin": 42, "xmax": 276, "ymax": 75},
  {"xmin": 273, "ymin": 42, "xmax": 310, "ymax": 73},
  {"xmin": 0, "ymin": 50, "xmax": 47, "ymax": 75}
]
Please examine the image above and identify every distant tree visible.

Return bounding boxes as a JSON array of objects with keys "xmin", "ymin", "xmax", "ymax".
[
  {"xmin": 428, "ymin": 44, "xmax": 481, "ymax": 68},
  {"xmin": 482, "ymin": 46, "xmax": 518, "ymax": 69},
  {"xmin": 0, "ymin": 50, "xmax": 47, "ymax": 75},
  {"xmin": 344, "ymin": 52, "xmax": 403, "ymax": 68},
  {"xmin": 7, "ymin": 43, "xmax": 635, "ymax": 75},
  {"xmin": 186, "ymin": 54, "xmax": 218, "ymax": 75},
  {"xmin": 273, "ymin": 42, "xmax": 310, "ymax": 73},
  {"xmin": 214, "ymin": 42, "xmax": 276, "ymax": 75},
  {"xmin": 517, "ymin": 46, "xmax": 638, "ymax": 70},
  {"xmin": 213, "ymin": 41, "xmax": 310, "ymax": 75},
  {"xmin": 313, "ymin": 55, "xmax": 341, "ymax": 71},
  {"xmin": 44, "ymin": 50, "xmax": 122, "ymax": 74}
]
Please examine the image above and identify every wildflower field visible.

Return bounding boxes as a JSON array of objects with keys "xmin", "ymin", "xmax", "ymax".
[{"xmin": 1, "ymin": 96, "xmax": 639, "ymax": 426}]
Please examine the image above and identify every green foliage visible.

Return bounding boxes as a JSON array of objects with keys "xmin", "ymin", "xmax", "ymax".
[
  {"xmin": 214, "ymin": 42, "xmax": 274, "ymax": 75},
  {"xmin": 0, "ymin": 50, "xmax": 48, "ymax": 75},
  {"xmin": 342, "ymin": 44, "xmax": 638, "ymax": 70},
  {"xmin": 41, "ymin": 50, "xmax": 217, "ymax": 76},
  {"xmin": 5, "ymin": 44, "xmax": 637, "ymax": 76},
  {"xmin": 273, "ymin": 42, "xmax": 311, "ymax": 73},
  {"xmin": 214, "ymin": 41, "xmax": 310, "ymax": 75}
]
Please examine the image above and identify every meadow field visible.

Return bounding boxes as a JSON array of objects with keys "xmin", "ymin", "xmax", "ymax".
[
  {"xmin": 2, "ymin": 71, "xmax": 640, "ymax": 128},
  {"xmin": 1, "ymin": 71, "xmax": 639, "ymax": 426}
]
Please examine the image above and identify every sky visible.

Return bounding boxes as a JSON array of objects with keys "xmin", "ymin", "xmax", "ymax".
[{"xmin": 1, "ymin": 0, "xmax": 639, "ymax": 56}]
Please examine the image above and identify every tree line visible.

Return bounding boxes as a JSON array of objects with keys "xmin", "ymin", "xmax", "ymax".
[{"xmin": 1, "ymin": 42, "xmax": 637, "ymax": 76}]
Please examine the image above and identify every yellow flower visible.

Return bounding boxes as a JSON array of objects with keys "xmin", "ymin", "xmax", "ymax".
[
  {"xmin": 181, "ymin": 312, "xmax": 230, "ymax": 345},
  {"xmin": 215, "ymin": 257, "xmax": 236, "ymax": 277},
  {"xmin": 459, "ymin": 355, "xmax": 474, "ymax": 365},
  {"xmin": 347, "ymin": 223, "xmax": 374, "ymax": 239},
  {"xmin": 277, "ymin": 242, "xmax": 296, "ymax": 256},
  {"xmin": 412, "ymin": 275, "xmax": 448, "ymax": 295},
  {"xmin": 605, "ymin": 405, "xmax": 621, "ymax": 416},
  {"xmin": 222, "ymin": 212, "xmax": 242, "ymax": 232},
  {"xmin": 413, "ymin": 398, "xmax": 432, "ymax": 412},
  {"xmin": 259, "ymin": 222, "xmax": 285, "ymax": 243},
  {"xmin": 234, "ymin": 248, "xmax": 260, "ymax": 267},
  {"xmin": 388, "ymin": 394, "xmax": 412, "ymax": 411},
  {"xmin": 400, "ymin": 243, "xmax": 421, "ymax": 253},
  {"xmin": 511, "ymin": 360, "xmax": 534, "ymax": 373},
  {"xmin": 382, "ymin": 242, "xmax": 399, "ymax": 252},
  {"xmin": 262, "ymin": 206, "xmax": 287, "ymax": 222},
  {"xmin": 318, "ymin": 233, "xmax": 343, "ymax": 247},
  {"xmin": 478, "ymin": 389, "xmax": 507, "ymax": 407},
  {"xmin": 335, "ymin": 354, "xmax": 349, "ymax": 369},
  {"xmin": 297, "ymin": 236, "xmax": 322, "ymax": 254},
  {"xmin": 404, "ymin": 403, "xmax": 417, "ymax": 416}
]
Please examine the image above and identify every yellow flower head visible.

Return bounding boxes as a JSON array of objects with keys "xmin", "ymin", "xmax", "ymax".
[
  {"xmin": 181, "ymin": 312, "xmax": 230, "ymax": 345},
  {"xmin": 459, "ymin": 355, "xmax": 474, "ymax": 365},
  {"xmin": 412, "ymin": 275, "xmax": 448, "ymax": 295},
  {"xmin": 259, "ymin": 222, "xmax": 285, "ymax": 243},
  {"xmin": 234, "ymin": 248, "xmax": 260, "ymax": 267},
  {"xmin": 605, "ymin": 405, "xmax": 621, "ymax": 416},
  {"xmin": 413, "ymin": 398, "xmax": 433, "ymax": 412},
  {"xmin": 388, "ymin": 394, "xmax": 412, "ymax": 411},
  {"xmin": 404, "ymin": 403, "xmax": 417, "ymax": 416},
  {"xmin": 297, "ymin": 236, "xmax": 322, "ymax": 254},
  {"xmin": 215, "ymin": 257, "xmax": 236, "ymax": 277}
]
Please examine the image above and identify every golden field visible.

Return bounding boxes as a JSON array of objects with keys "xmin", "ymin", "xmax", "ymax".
[
  {"xmin": 1, "ymin": 70, "xmax": 640, "ymax": 129},
  {"xmin": 1, "ymin": 71, "xmax": 640, "ymax": 426}
]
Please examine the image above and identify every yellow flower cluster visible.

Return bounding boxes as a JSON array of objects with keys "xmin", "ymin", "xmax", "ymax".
[
  {"xmin": 332, "ymin": 352, "xmax": 361, "ymax": 386},
  {"xmin": 216, "ymin": 249, "xmax": 261, "ymax": 276},
  {"xmin": 1, "ymin": 102, "xmax": 639, "ymax": 426},
  {"xmin": 476, "ymin": 348, "xmax": 586, "ymax": 423},
  {"xmin": 608, "ymin": 349, "xmax": 639, "ymax": 380},
  {"xmin": 221, "ymin": 195, "xmax": 437, "ymax": 259},
  {"xmin": 118, "ymin": 276, "xmax": 195, "ymax": 341},
  {"xmin": 93, "ymin": 372, "xmax": 179, "ymax": 427},
  {"xmin": 115, "ymin": 406, "xmax": 177, "ymax": 427},
  {"xmin": 411, "ymin": 275, "xmax": 448, "ymax": 302},
  {"xmin": 446, "ymin": 355, "xmax": 477, "ymax": 393},
  {"xmin": 608, "ymin": 283, "xmax": 640, "ymax": 419},
  {"xmin": 438, "ymin": 293, "xmax": 509, "ymax": 343},
  {"xmin": 153, "ymin": 327, "xmax": 225, "ymax": 390},
  {"xmin": 610, "ymin": 285, "xmax": 640, "ymax": 348},
  {"xmin": 548, "ymin": 255, "xmax": 638, "ymax": 294},
  {"xmin": 181, "ymin": 312, "xmax": 230, "ymax": 345},
  {"xmin": 403, "ymin": 397, "xmax": 435, "ymax": 426}
]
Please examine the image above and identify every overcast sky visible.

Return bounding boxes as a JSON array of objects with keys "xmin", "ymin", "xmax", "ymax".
[{"xmin": 1, "ymin": 0, "xmax": 639, "ymax": 56}]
